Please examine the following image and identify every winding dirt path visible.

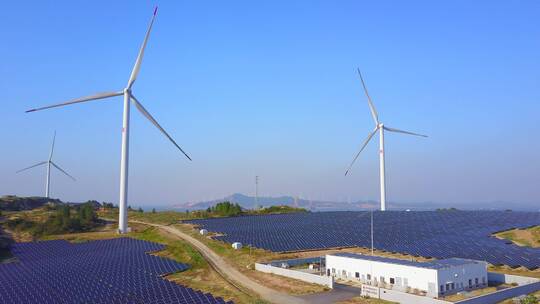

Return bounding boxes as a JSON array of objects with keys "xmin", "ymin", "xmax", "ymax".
[{"xmin": 132, "ymin": 220, "xmax": 307, "ymax": 304}]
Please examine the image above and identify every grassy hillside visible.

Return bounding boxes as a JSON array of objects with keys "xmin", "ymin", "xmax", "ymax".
[
  {"xmin": 0, "ymin": 195, "xmax": 62, "ymax": 211},
  {"xmin": 4, "ymin": 203, "xmax": 104, "ymax": 239}
]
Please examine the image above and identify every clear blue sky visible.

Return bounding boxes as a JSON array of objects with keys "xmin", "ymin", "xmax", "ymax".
[{"xmin": 1, "ymin": 1, "xmax": 539, "ymax": 207}]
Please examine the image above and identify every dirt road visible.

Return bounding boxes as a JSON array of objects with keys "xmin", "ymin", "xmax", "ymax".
[{"xmin": 133, "ymin": 220, "xmax": 307, "ymax": 304}]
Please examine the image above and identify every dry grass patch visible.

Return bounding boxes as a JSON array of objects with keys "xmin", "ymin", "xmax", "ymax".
[
  {"xmin": 173, "ymin": 223, "xmax": 328, "ymax": 295},
  {"xmin": 495, "ymin": 226, "xmax": 540, "ymax": 248}
]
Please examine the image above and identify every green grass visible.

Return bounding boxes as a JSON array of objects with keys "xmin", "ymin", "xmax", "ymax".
[{"xmin": 131, "ymin": 226, "xmax": 207, "ymax": 269}]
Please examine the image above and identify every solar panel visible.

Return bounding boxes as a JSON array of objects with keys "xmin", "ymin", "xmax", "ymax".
[
  {"xmin": 185, "ymin": 211, "xmax": 540, "ymax": 270},
  {"xmin": 0, "ymin": 238, "xmax": 234, "ymax": 304}
]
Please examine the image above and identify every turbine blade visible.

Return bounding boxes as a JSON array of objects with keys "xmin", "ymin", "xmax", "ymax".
[
  {"xmin": 384, "ymin": 126, "xmax": 428, "ymax": 138},
  {"xmin": 26, "ymin": 91, "xmax": 123, "ymax": 113},
  {"xmin": 127, "ymin": 7, "xmax": 158, "ymax": 89},
  {"xmin": 16, "ymin": 161, "xmax": 47, "ymax": 173},
  {"xmin": 51, "ymin": 161, "xmax": 76, "ymax": 181},
  {"xmin": 345, "ymin": 127, "xmax": 378, "ymax": 176},
  {"xmin": 49, "ymin": 131, "xmax": 56, "ymax": 161},
  {"xmin": 357, "ymin": 68, "xmax": 379, "ymax": 125},
  {"xmin": 130, "ymin": 94, "xmax": 192, "ymax": 161}
]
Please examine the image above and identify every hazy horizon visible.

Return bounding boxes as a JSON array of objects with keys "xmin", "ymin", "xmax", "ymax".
[{"xmin": 1, "ymin": 1, "xmax": 539, "ymax": 208}]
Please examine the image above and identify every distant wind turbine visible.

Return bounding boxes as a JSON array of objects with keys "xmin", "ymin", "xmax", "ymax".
[
  {"xmin": 345, "ymin": 69, "xmax": 427, "ymax": 211},
  {"xmin": 17, "ymin": 131, "xmax": 75, "ymax": 199},
  {"xmin": 25, "ymin": 7, "xmax": 191, "ymax": 233}
]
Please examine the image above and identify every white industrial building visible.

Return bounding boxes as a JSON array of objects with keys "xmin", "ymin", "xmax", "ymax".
[{"xmin": 326, "ymin": 253, "xmax": 488, "ymax": 298}]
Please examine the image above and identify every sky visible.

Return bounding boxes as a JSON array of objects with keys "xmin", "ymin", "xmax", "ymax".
[{"xmin": 1, "ymin": 1, "xmax": 539, "ymax": 208}]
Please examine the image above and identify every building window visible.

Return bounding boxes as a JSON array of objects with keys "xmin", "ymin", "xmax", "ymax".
[
  {"xmin": 482, "ymin": 277, "xmax": 486, "ymax": 285},
  {"xmin": 475, "ymin": 278, "xmax": 479, "ymax": 287},
  {"xmin": 355, "ymin": 272, "xmax": 360, "ymax": 278},
  {"xmin": 342, "ymin": 270, "xmax": 347, "ymax": 277},
  {"xmin": 468, "ymin": 279, "xmax": 472, "ymax": 288},
  {"xmin": 367, "ymin": 274, "xmax": 371, "ymax": 280},
  {"xmin": 451, "ymin": 283, "xmax": 455, "ymax": 290},
  {"xmin": 389, "ymin": 278, "xmax": 395, "ymax": 284},
  {"xmin": 440, "ymin": 285, "xmax": 444, "ymax": 292},
  {"xmin": 380, "ymin": 276, "xmax": 385, "ymax": 283},
  {"xmin": 331, "ymin": 268, "xmax": 335, "ymax": 274}
]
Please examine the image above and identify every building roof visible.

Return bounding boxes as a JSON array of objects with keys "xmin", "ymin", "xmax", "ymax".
[{"xmin": 328, "ymin": 252, "xmax": 484, "ymax": 270}]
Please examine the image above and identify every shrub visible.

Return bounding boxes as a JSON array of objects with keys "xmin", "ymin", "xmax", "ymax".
[{"xmin": 521, "ymin": 295, "xmax": 537, "ymax": 304}]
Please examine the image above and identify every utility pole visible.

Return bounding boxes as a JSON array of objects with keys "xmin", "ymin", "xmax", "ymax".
[
  {"xmin": 255, "ymin": 175, "xmax": 259, "ymax": 210},
  {"xmin": 371, "ymin": 209, "xmax": 374, "ymax": 256}
]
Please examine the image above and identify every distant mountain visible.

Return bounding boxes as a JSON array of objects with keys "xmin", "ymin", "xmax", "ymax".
[
  {"xmin": 174, "ymin": 193, "xmax": 379, "ymax": 211},
  {"xmin": 174, "ymin": 193, "xmax": 538, "ymax": 212}
]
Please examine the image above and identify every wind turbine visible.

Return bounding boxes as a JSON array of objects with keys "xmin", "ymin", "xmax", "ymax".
[
  {"xmin": 17, "ymin": 131, "xmax": 75, "ymax": 199},
  {"xmin": 25, "ymin": 7, "xmax": 191, "ymax": 233},
  {"xmin": 345, "ymin": 69, "xmax": 427, "ymax": 211}
]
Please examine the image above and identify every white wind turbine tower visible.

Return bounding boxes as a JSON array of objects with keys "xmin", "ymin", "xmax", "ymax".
[
  {"xmin": 17, "ymin": 131, "xmax": 75, "ymax": 199},
  {"xmin": 345, "ymin": 69, "xmax": 427, "ymax": 211},
  {"xmin": 25, "ymin": 7, "xmax": 191, "ymax": 233}
]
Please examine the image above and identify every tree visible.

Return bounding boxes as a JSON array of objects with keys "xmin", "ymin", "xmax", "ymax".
[
  {"xmin": 137, "ymin": 207, "xmax": 144, "ymax": 213},
  {"xmin": 209, "ymin": 201, "xmax": 243, "ymax": 217},
  {"xmin": 152, "ymin": 208, "xmax": 156, "ymax": 214}
]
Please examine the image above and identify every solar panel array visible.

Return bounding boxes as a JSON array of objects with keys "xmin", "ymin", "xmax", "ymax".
[
  {"xmin": 185, "ymin": 211, "xmax": 540, "ymax": 270},
  {"xmin": 0, "ymin": 237, "xmax": 233, "ymax": 304}
]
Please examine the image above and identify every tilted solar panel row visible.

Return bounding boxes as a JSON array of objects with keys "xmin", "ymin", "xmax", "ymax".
[
  {"xmin": 0, "ymin": 238, "xmax": 233, "ymax": 304},
  {"xmin": 185, "ymin": 211, "xmax": 540, "ymax": 269}
]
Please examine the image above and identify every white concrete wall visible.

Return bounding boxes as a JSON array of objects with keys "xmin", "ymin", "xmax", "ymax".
[
  {"xmin": 455, "ymin": 281, "xmax": 540, "ymax": 304},
  {"xmin": 379, "ymin": 288, "xmax": 453, "ymax": 304},
  {"xmin": 255, "ymin": 263, "xmax": 334, "ymax": 288},
  {"xmin": 326, "ymin": 254, "xmax": 438, "ymax": 294},
  {"xmin": 437, "ymin": 261, "xmax": 488, "ymax": 296},
  {"xmin": 488, "ymin": 272, "xmax": 540, "ymax": 285}
]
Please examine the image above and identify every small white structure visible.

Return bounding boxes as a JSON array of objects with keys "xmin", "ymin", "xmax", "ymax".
[
  {"xmin": 199, "ymin": 229, "xmax": 208, "ymax": 236},
  {"xmin": 326, "ymin": 253, "xmax": 488, "ymax": 298},
  {"xmin": 232, "ymin": 242, "xmax": 242, "ymax": 250}
]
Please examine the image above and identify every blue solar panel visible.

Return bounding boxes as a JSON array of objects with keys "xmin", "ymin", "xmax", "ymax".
[
  {"xmin": 185, "ymin": 211, "xmax": 540, "ymax": 270},
  {"xmin": 0, "ymin": 238, "xmax": 233, "ymax": 304}
]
